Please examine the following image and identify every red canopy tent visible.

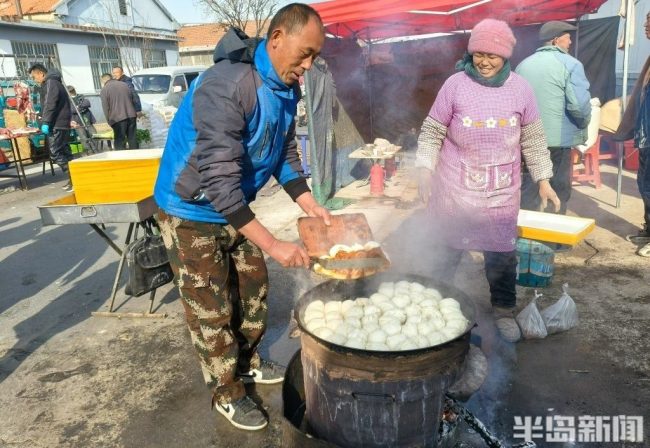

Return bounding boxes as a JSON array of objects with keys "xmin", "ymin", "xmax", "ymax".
[{"xmin": 313, "ymin": 0, "xmax": 607, "ymax": 40}]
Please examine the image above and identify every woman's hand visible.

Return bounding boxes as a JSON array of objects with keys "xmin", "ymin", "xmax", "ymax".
[
  {"xmin": 538, "ymin": 179, "xmax": 561, "ymax": 212},
  {"xmin": 418, "ymin": 168, "xmax": 433, "ymax": 204}
]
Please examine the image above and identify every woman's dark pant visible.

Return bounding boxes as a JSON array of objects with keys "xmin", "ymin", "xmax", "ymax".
[{"xmin": 438, "ymin": 247, "xmax": 517, "ymax": 308}]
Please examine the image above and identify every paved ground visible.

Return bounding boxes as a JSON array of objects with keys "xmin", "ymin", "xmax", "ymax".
[{"xmin": 0, "ymin": 159, "xmax": 648, "ymax": 447}]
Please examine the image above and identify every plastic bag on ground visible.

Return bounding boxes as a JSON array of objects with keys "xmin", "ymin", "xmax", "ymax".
[
  {"xmin": 516, "ymin": 291, "xmax": 548, "ymax": 339},
  {"xmin": 540, "ymin": 283, "xmax": 579, "ymax": 334}
]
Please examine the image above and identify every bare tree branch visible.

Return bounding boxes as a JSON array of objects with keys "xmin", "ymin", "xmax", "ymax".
[
  {"xmin": 195, "ymin": 0, "xmax": 278, "ymax": 38},
  {"xmin": 90, "ymin": 0, "xmax": 156, "ymax": 75}
]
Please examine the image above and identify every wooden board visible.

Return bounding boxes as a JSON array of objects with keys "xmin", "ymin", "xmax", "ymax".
[
  {"xmin": 297, "ymin": 213, "xmax": 374, "ymax": 258},
  {"xmin": 3, "ymin": 110, "xmax": 32, "ymax": 163}
]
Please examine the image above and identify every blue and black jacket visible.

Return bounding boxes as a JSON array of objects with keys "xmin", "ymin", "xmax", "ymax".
[{"xmin": 154, "ymin": 28, "xmax": 309, "ymax": 228}]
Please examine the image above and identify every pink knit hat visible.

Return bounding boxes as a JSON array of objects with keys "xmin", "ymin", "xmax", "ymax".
[{"xmin": 468, "ymin": 19, "xmax": 516, "ymax": 59}]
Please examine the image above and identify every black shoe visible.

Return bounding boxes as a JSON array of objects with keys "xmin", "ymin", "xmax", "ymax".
[
  {"xmin": 214, "ymin": 396, "xmax": 268, "ymax": 431},
  {"xmin": 237, "ymin": 359, "xmax": 285, "ymax": 385},
  {"xmin": 62, "ymin": 181, "xmax": 73, "ymax": 192},
  {"xmin": 626, "ymin": 227, "xmax": 650, "ymax": 244}
]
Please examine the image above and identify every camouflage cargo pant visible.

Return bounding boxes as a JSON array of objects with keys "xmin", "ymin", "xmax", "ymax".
[{"xmin": 158, "ymin": 210, "xmax": 268, "ymax": 405}]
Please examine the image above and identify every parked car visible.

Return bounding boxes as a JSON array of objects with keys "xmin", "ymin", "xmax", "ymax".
[{"xmin": 132, "ymin": 66, "xmax": 207, "ymax": 108}]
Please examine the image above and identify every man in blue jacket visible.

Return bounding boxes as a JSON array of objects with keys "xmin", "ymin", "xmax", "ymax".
[
  {"xmin": 154, "ymin": 3, "xmax": 329, "ymax": 431},
  {"xmin": 517, "ymin": 21, "xmax": 592, "ymax": 214}
]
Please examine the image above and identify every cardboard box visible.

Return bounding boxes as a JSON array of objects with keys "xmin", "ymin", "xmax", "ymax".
[{"xmin": 69, "ymin": 149, "xmax": 162, "ymax": 204}]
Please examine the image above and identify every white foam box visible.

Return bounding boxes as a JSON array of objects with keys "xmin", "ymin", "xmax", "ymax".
[
  {"xmin": 69, "ymin": 149, "xmax": 163, "ymax": 205},
  {"xmin": 517, "ymin": 210, "xmax": 595, "ymax": 246}
]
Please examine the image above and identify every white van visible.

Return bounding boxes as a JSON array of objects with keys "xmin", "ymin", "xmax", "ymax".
[{"xmin": 132, "ymin": 66, "xmax": 208, "ymax": 108}]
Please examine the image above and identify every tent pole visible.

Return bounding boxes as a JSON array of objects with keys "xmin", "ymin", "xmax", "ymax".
[
  {"xmin": 618, "ymin": 0, "xmax": 633, "ymax": 208},
  {"xmin": 366, "ymin": 28, "xmax": 374, "ymax": 141}
]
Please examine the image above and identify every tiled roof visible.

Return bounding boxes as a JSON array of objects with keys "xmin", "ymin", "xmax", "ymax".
[
  {"xmin": 0, "ymin": 0, "xmax": 58, "ymax": 17},
  {"xmin": 178, "ymin": 21, "xmax": 268, "ymax": 49}
]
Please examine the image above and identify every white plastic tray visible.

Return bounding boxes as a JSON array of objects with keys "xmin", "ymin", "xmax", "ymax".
[{"xmin": 517, "ymin": 210, "xmax": 595, "ymax": 245}]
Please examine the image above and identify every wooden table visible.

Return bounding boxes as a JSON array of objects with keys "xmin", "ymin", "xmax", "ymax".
[
  {"xmin": 348, "ymin": 145, "xmax": 402, "ymax": 192},
  {"xmin": 0, "ymin": 129, "xmax": 49, "ymax": 190}
]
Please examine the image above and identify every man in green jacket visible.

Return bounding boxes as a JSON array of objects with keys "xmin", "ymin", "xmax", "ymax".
[{"xmin": 517, "ymin": 21, "xmax": 592, "ymax": 215}]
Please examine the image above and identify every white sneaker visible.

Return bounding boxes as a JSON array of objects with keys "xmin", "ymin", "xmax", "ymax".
[
  {"xmin": 214, "ymin": 396, "xmax": 268, "ymax": 431},
  {"xmin": 238, "ymin": 359, "xmax": 285, "ymax": 385}
]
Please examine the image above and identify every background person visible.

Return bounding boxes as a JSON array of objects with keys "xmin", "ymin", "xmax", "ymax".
[
  {"xmin": 28, "ymin": 63, "xmax": 73, "ymax": 191},
  {"xmin": 616, "ymin": 11, "xmax": 650, "ymax": 257},
  {"xmin": 154, "ymin": 3, "xmax": 328, "ymax": 431},
  {"xmin": 112, "ymin": 66, "xmax": 142, "ymax": 116},
  {"xmin": 416, "ymin": 19, "xmax": 560, "ymax": 343},
  {"xmin": 67, "ymin": 85, "xmax": 97, "ymax": 151},
  {"xmin": 516, "ymin": 21, "xmax": 592, "ymax": 215},
  {"xmin": 100, "ymin": 73, "xmax": 138, "ymax": 150}
]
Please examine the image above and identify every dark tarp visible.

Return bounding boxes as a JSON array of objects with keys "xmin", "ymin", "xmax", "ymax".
[{"xmin": 305, "ymin": 58, "xmax": 354, "ymax": 208}]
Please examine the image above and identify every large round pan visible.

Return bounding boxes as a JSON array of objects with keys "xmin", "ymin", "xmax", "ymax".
[{"xmin": 294, "ymin": 272, "xmax": 477, "ymax": 356}]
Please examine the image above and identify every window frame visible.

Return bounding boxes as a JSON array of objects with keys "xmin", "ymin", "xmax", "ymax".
[
  {"xmin": 10, "ymin": 41, "xmax": 61, "ymax": 79},
  {"xmin": 142, "ymin": 49, "xmax": 167, "ymax": 69},
  {"xmin": 88, "ymin": 46, "xmax": 122, "ymax": 91}
]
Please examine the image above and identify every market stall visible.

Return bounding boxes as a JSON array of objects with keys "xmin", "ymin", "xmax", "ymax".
[
  {"xmin": 37, "ymin": 149, "xmax": 169, "ymax": 318},
  {"xmin": 307, "ymin": 0, "xmax": 614, "ymax": 203}
]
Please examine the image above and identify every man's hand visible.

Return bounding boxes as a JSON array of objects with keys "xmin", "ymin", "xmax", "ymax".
[
  {"xmin": 136, "ymin": 111, "xmax": 144, "ymax": 118},
  {"xmin": 70, "ymin": 121, "xmax": 78, "ymax": 128},
  {"xmin": 418, "ymin": 168, "xmax": 433, "ymax": 204},
  {"xmin": 296, "ymin": 192, "xmax": 331, "ymax": 225},
  {"xmin": 538, "ymin": 179, "xmax": 561, "ymax": 212},
  {"xmin": 306, "ymin": 204, "xmax": 331, "ymax": 225},
  {"xmin": 267, "ymin": 239, "xmax": 310, "ymax": 268},
  {"xmin": 40, "ymin": 124, "xmax": 49, "ymax": 135}
]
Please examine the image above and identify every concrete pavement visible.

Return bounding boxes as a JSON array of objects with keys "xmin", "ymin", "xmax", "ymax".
[{"xmin": 0, "ymin": 159, "xmax": 648, "ymax": 447}]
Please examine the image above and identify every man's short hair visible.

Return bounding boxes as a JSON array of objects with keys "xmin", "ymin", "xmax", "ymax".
[
  {"xmin": 28, "ymin": 63, "xmax": 47, "ymax": 74},
  {"xmin": 266, "ymin": 3, "xmax": 323, "ymax": 40},
  {"xmin": 101, "ymin": 73, "xmax": 112, "ymax": 82},
  {"xmin": 112, "ymin": 66, "xmax": 123, "ymax": 72}
]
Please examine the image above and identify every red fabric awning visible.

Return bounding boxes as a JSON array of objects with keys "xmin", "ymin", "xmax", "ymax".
[{"xmin": 313, "ymin": 0, "xmax": 608, "ymax": 40}]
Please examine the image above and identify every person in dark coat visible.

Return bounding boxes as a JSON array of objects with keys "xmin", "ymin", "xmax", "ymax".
[
  {"xmin": 616, "ymin": 11, "xmax": 650, "ymax": 256},
  {"xmin": 29, "ymin": 63, "xmax": 73, "ymax": 191},
  {"xmin": 112, "ymin": 66, "xmax": 142, "ymax": 115},
  {"xmin": 100, "ymin": 73, "xmax": 138, "ymax": 150},
  {"xmin": 67, "ymin": 85, "xmax": 97, "ymax": 151}
]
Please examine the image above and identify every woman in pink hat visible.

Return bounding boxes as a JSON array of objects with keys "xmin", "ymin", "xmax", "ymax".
[{"xmin": 416, "ymin": 19, "xmax": 561, "ymax": 342}]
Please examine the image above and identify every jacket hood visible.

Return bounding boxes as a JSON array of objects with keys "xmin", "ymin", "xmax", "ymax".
[
  {"xmin": 46, "ymin": 69, "xmax": 63, "ymax": 82},
  {"xmin": 213, "ymin": 27, "xmax": 262, "ymax": 64}
]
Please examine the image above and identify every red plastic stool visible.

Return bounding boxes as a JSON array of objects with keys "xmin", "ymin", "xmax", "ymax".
[{"xmin": 572, "ymin": 135, "xmax": 602, "ymax": 189}]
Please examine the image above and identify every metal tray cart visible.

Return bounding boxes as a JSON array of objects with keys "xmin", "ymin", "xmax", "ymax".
[{"xmin": 38, "ymin": 194, "xmax": 167, "ymax": 318}]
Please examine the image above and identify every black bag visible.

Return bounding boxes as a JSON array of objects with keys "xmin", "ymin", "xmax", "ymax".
[{"xmin": 125, "ymin": 223, "xmax": 174, "ymax": 297}]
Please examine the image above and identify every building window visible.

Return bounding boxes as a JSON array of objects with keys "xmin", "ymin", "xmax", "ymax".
[
  {"xmin": 118, "ymin": 0, "xmax": 128, "ymax": 15},
  {"xmin": 88, "ymin": 46, "xmax": 122, "ymax": 90},
  {"xmin": 142, "ymin": 49, "xmax": 167, "ymax": 69},
  {"xmin": 11, "ymin": 41, "xmax": 60, "ymax": 78}
]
